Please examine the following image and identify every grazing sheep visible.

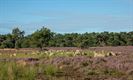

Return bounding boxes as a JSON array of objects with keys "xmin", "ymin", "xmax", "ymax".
[
  {"xmin": 75, "ymin": 50, "xmax": 80, "ymax": 54},
  {"xmin": 94, "ymin": 52, "xmax": 105, "ymax": 57},
  {"xmin": 32, "ymin": 52, "xmax": 36, "ymax": 55},
  {"xmin": 106, "ymin": 52, "xmax": 116, "ymax": 56},
  {"xmin": 74, "ymin": 50, "xmax": 82, "ymax": 56},
  {"xmin": 13, "ymin": 53, "xmax": 16, "ymax": 57}
]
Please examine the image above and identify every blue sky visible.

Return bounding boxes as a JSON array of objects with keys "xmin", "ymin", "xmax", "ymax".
[{"xmin": 0, "ymin": 0, "xmax": 133, "ymax": 34}]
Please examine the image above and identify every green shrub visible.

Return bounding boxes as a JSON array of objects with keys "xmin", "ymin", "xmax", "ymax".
[
  {"xmin": 0, "ymin": 62, "xmax": 37, "ymax": 80},
  {"xmin": 43, "ymin": 65, "xmax": 58, "ymax": 76}
]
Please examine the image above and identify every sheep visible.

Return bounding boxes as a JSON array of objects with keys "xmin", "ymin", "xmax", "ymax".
[
  {"xmin": 13, "ymin": 53, "xmax": 16, "ymax": 57},
  {"xmin": 94, "ymin": 52, "xmax": 105, "ymax": 57},
  {"xmin": 106, "ymin": 52, "xmax": 116, "ymax": 57}
]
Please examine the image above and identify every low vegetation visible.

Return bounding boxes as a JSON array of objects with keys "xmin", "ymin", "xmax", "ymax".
[
  {"xmin": 0, "ymin": 48, "xmax": 133, "ymax": 80},
  {"xmin": 0, "ymin": 61, "xmax": 60, "ymax": 80}
]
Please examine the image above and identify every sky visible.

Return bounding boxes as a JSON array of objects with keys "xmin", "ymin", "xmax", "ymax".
[{"xmin": 0, "ymin": 0, "xmax": 133, "ymax": 34}]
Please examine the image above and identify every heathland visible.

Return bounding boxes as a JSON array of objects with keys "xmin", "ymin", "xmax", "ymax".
[{"xmin": 0, "ymin": 27, "xmax": 133, "ymax": 80}]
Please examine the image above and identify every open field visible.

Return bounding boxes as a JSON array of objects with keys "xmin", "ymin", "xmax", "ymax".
[
  {"xmin": 1, "ymin": 0, "xmax": 132, "ymax": 80},
  {"xmin": 0, "ymin": 46, "xmax": 133, "ymax": 80}
]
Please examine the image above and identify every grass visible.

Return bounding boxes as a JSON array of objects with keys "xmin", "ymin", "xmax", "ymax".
[
  {"xmin": 0, "ymin": 62, "xmax": 37, "ymax": 80},
  {"xmin": 0, "ymin": 53, "xmax": 38, "ymax": 59},
  {"xmin": 0, "ymin": 50, "xmax": 120, "ymax": 80},
  {"xmin": 0, "ymin": 61, "xmax": 61, "ymax": 80},
  {"xmin": 43, "ymin": 65, "xmax": 59, "ymax": 76},
  {"xmin": 0, "ymin": 61, "xmax": 127, "ymax": 80}
]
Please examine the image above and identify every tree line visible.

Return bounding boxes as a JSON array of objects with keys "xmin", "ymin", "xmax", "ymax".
[{"xmin": 0, "ymin": 27, "xmax": 133, "ymax": 49}]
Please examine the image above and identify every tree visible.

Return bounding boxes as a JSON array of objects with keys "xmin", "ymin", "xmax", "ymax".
[
  {"xmin": 12, "ymin": 27, "xmax": 25, "ymax": 48},
  {"xmin": 0, "ymin": 35, "xmax": 6, "ymax": 47},
  {"xmin": 0, "ymin": 40, "xmax": 14, "ymax": 48},
  {"xmin": 96, "ymin": 32, "xmax": 109, "ymax": 46},
  {"xmin": 21, "ymin": 37, "xmax": 31, "ymax": 48},
  {"xmin": 0, "ymin": 26, "xmax": 133, "ymax": 48},
  {"xmin": 31, "ymin": 27, "xmax": 54, "ymax": 49}
]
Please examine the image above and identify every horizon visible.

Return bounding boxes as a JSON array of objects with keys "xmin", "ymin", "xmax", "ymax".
[
  {"xmin": 1, "ymin": 27, "xmax": 133, "ymax": 36},
  {"xmin": 0, "ymin": 0, "xmax": 133, "ymax": 34}
]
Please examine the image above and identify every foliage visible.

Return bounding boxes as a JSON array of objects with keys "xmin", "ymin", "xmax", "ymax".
[
  {"xmin": 30, "ymin": 27, "xmax": 54, "ymax": 49},
  {"xmin": 0, "ymin": 27, "xmax": 133, "ymax": 48}
]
